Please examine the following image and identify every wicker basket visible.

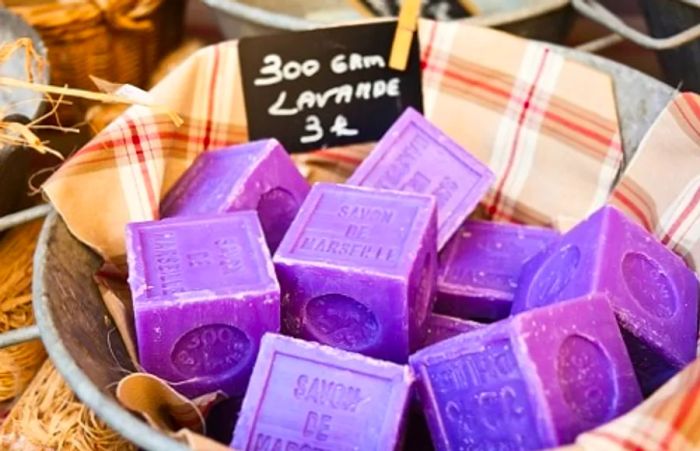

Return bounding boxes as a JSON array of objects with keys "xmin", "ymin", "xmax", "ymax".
[{"xmin": 3, "ymin": 0, "xmax": 185, "ymax": 119}]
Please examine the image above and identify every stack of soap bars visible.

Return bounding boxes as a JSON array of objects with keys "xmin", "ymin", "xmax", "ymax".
[{"xmin": 125, "ymin": 108, "xmax": 699, "ymax": 451}]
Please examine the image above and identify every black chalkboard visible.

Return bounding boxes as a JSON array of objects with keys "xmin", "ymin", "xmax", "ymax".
[
  {"xmin": 357, "ymin": 0, "xmax": 471, "ymax": 20},
  {"xmin": 238, "ymin": 20, "xmax": 423, "ymax": 153}
]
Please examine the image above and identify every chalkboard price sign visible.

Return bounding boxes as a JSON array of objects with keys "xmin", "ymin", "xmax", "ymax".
[{"xmin": 238, "ymin": 20, "xmax": 423, "ymax": 153}]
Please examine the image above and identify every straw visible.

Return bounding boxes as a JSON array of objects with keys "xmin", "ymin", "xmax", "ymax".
[
  {"xmin": 0, "ymin": 38, "xmax": 182, "ymax": 160},
  {"xmin": 0, "ymin": 360, "xmax": 136, "ymax": 450},
  {"xmin": 0, "ymin": 220, "xmax": 46, "ymax": 404}
]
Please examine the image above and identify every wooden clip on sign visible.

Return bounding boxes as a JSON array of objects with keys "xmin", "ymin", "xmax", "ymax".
[{"xmin": 389, "ymin": 0, "xmax": 421, "ymax": 71}]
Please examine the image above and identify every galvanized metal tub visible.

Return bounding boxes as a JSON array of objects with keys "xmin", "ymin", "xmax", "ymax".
[
  {"xmin": 0, "ymin": 9, "xmax": 48, "ymax": 218},
  {"xmin": 31, "ymin": 48, "xmax": 674, "ymax": 450},
  {"xmin": 202, "ymin": 0, "xmax": 574, "ymax": 43}
]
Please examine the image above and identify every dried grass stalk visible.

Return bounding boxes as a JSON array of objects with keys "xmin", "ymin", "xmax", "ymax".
[
  {"xmin": 0, "ymin": 220, "xmax": 46, "ymax": 403},
  {"xmin": 0, "ymin": 360, "xmax": 136, "ymax": 450},
  {"xmin": 0, "ymin": 38, "xmax": 182, "ymax": 160},
  {"xmin": 1, "ymin": 38, "xmax": 69, "ymax": 159},
  {"xmin": 0, "ymin": 38, "xmax": 45, "ymax": 86},
  {"xmin": 0, "ymin": 77, "xmax": 183, "ymax": 127}
]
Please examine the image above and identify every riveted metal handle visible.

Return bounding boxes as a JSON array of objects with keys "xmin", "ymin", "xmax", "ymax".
[
  {"xmin": 0, "ymin": 204, "xmax": 52, "ymax": 349},
  {"xmin": 0, "ymin": 204, "xmax": 52, "ymax": 234},
  {"xmin": 0, "ymin": 325, "xmax": 40, "ymax": 348},
  {"xmin": 572, "ymin": 0, "xmax": 700, "ymax": 50}
]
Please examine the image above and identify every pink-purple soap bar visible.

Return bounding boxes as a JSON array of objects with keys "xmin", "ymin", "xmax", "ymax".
[
  {"xmin": 422, "ymin": 314, "xmax": 484, "ymax": 348},
  {"xmin": 231, "ymin": 333, "xmax": 413, "ymax": 451},
  {"xmin": 437, "ymin": 220, "xmax": 558, "ymax": 320},
  {"xmin": 512, "ymin": 205, "xmax": 699, "ymax": 395},
  {"xmin": 410, "ymin": 295, "xmax": 642, "ymax": 450},
  {"xmin": 125, "ymin": 212, "xmax": 280, "ymax": 398},
  {"xmin": 274, "ymin": 182, "xmax": 437, "ymax": 363},
  {"xmin": 347, "ymin": 107, "xmax": 494, "ymax": 249},
  {"xmin": 160, "ymin": 139, "xmax": 310, "ymax": 252}
]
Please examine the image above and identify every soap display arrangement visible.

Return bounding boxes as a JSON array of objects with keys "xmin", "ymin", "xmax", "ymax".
[{"xmin": 125, "ymin": 108, "xmax": 699, "ymax": 450}]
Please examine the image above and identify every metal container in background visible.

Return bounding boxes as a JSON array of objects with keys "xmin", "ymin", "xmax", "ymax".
[
  {"xmin": 0, "ymin": 9, "xmax": 49, "ymax": 219},
  {"xmin": 639, "ymin": 0, "xmax": 700, "ymax": 92},
  {"xmin": 201, "ymin": 0, "xmax": 574, "ymax": 44}
]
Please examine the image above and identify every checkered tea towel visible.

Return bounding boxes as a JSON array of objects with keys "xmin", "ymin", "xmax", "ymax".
[
  {"xmin": 42, "ymin": 19, "xmax": 622, "ymax": 261},
  {"xmin": 611, "ymin": 92, "xmax": 700, "ymax": 268}
]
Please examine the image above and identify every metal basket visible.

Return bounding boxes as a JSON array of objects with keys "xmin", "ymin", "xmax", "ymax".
[{"xmin": 0, "ymin": 47, "xmax": 674, "ymax": 450}]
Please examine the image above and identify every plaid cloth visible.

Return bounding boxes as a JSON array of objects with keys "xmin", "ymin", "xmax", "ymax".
[
  {"xmin": 562, "ymin": 358, "xmax": 700, "ymax": 451},
  {"xmin": 43, "ymin": 20, "xmax": 623, "ymax": 260},
  {"xmin": 41, "ymin": 20, "xmax": 700, "ymax": 450},
  {"xmin": 611, "ymin": 92, "xmax": 700, "ymax": 268}
]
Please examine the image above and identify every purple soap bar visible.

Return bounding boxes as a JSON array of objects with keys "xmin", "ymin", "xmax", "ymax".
[
  {"xmin": 160, "ymin": 139, "xmax": 310, "ymax": 252},
  {"xmin": 231, "ymin": 333, "xmax": 413, "ymax": 451},
  {"xmin": 436, "ymin": 220, "xmax": 559, "ymax": 321},
  {"xmin": 347, "ymin": 107, "xmax": 494, "ymax": 249},
  {"xmin": 274, "ymin": 183, "xmax": 437, "ymax": 363},
  {"xmin": 512, "ymin": 205, "xmax": 699, "ymax": 395},
  {"xmin": 410, "ymin": 295, "xmax": 642, "ymax": 450},
  {"xmin": 422, "ymin": 314, "xmax": 484, "ymax": 348},
  {"xmin": 125, "ymin": 212, "xmax": 280, "ymax": 398}
]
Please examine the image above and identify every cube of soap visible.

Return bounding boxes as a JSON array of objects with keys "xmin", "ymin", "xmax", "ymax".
[
  {"xmin": 161, "ymin": 139, "xmax": 310, "ymax": 252},
  {"xmin": 274, "ymin": 183, "xmax": 438, "ymax": 363},
  {"xmin": 512, "ymin": 205, "xmax": 699, "ymax": 395},
  {"xmin": 231, "ymin": 333, "xmax": 413, "ymax": 451},
  {"xmin": 347, "ymin": 107, "xmax": 494, "ymax": 249},
  {"xmin": 423, "ymin": 314, "xmax": 484, "ymax": 348},
  {"xmin": 437, "ymin": 220, "xmax": 558, "ymax": 320},
  {"xmin": 410, "ymin": 295, "xmax": 642, "ymax": 450},
  {"xmin": 125, "ymin": 212, "xmax": 280, "ymax": 398}
]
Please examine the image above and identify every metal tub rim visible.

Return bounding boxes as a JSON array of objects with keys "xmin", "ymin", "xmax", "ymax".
[
  {"xmin": 32, "ymin": 47, "xmax": 674, "ymax": 451},
  {"xmin": 32, "ymin": 212, "xmax": 189, "ymax": 451}
]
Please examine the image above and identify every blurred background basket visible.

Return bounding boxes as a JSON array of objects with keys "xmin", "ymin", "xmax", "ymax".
[
  {"xmin": 3, "ymin": 0, "xmax": 186, "ymax": 120},
  {"xmin": 201, "ymin": 0, "xmax": 574, "ymax": 43}
]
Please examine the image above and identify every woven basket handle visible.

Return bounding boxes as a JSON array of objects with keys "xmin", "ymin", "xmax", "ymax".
[
  {"xmin": 572, "ymin": 0, "xmax": 700, "ymax": 50},
  {"xmin": 92, "ymin": 0, "xmax": 165, "ymax": 30}
]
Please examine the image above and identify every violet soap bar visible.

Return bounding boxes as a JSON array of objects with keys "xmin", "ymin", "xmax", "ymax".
[
  {"xmin": 422, "ymin": 314, "xmax": 484, "ymax": 348},
  {"xmin": 512, "ymin": 205, "xmax": 699, "ymax": 395},
  {"xmin": 126, "ymin": 212, "xmax": 280, "ymax": 398},
  {"xmin": 160, "ymin": 139, "xmax": 310, "ymax": 252},
  {"xmin": 437, "ymin": 220, "xmax": 558, "ymax": 321},
  {"xmin": 347, "ymin": 107, "xmax": 494, "ymax": 249},
  {"xmin": 231, "ymin": 333, "xmax": 413, "ymax": 451},
  {"xmin": 410, "ymin": 295, "xmax": 642, "ymax": 450},
  {"xmin": 274, "ymin": 183, "xmax": 437, "ymax": 363}
]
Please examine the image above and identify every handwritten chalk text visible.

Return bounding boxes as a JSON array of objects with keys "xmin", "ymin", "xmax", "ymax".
[{"xmin": 268, "ymin": 79, "xmax": 400, "ymax": 117}]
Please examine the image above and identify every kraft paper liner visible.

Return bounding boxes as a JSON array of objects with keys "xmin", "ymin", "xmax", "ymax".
[
  {"xmin": 40, "ymin": 19, "xmax": 700, "ymax": 450},
  {"xmin": 94, "ymin": 272, "xmax": 228, "ymax": 442}
]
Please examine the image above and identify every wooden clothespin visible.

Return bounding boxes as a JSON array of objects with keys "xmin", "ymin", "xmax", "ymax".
[{"xmin": 388, "ymin": 0, "xmax": 421, "ymax": 71}]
